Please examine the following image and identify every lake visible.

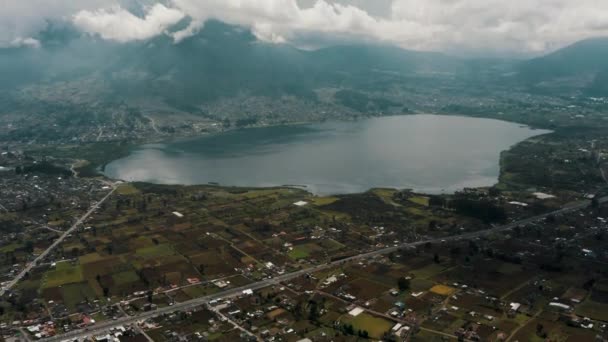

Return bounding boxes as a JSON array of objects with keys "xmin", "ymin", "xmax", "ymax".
[{"xmin": 105, "ymin": 115, "xmax": 550, "ymax": 195}]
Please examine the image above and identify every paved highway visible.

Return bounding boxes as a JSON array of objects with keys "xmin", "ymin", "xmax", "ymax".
[
  {"xmin": 0, "ymin": 184, "xmax": 117, "ymax": 297},
  {"xmin": 43, "ymin": 196, "xmax": 606, "ymax": 342}
]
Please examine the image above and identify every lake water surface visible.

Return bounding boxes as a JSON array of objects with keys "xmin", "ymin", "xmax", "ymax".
[{"xmin": 105, "ymin": 115, "xmax": 550, "ymax": 195}]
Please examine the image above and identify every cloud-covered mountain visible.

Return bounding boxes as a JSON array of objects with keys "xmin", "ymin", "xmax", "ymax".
[
  {"xmin": 3, "ymin": 20, "xmax": 608, "ymax": 102},
  {"xmin": 0, "ymin": 20, "xmax": 467, "ymax": 102},
  {"xmin": 0, "ymin": 19, "xmax": 607, "ymax": 143},
  {"xmin": 3, "ymin": 0, "xmax": 608, "ymax": 56},
  {"xmin": 518, "ymin": 38, "xmax": 608, "ymax": 95},
  {"xmin": 3, "ymin": 20, "xmax": 608, "ymax": 103}
]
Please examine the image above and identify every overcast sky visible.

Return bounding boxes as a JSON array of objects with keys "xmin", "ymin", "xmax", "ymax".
[{"xmin": 2, "ymin": 0, "xmax": 608, "ymax": 56}]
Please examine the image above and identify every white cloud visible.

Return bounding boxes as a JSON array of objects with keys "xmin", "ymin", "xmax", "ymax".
[
  {"xmin": 168, "ymin": 0, "xmax": 383, "ymax": 44},
  {"xmin": 10, "ymin": 37, "xmax": 41, "ymax": 48},
  {"xmin": 388, "ymin": 0, "xmax": 608, "ymax": 54},
  {"xmin": 2, "ymin": 0, "xmax": 608, "ymax": 54},
  {"xmin": 73, "ymin": 4, "xmax": 185, "ymax": 42},
  {"xmin": 0, "ymin": 0, "xmax": 112, "ymax": 47},
  {"xmin": 166, "ymin": 0, "xmax": 608, "ymax": 55}
]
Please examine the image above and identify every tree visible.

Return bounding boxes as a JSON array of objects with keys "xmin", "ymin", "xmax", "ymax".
[
  {"xmin": 398, "ymin": 277, "xmax": 410, "ymax": 291},
  {"xmin": 308, "ymin": 300, "xmax": 319, "ymax": 322},
  {"xmin": 484, "ymin": 248, "xmax": 495, "ymax": 258},
  {"xmin": 449, "ymin": 197, "xmax": 506, "ymax": 223},
  {"xmin": 429, "ymin": 196, "xmax": 445, "ymax": 207},
  {"xmin": 24, "ymin": 241, "xmax": 34, "ymax": 253},
  {"xmin": 536, "ymin": 323, "xmax": 544, "ymax": 336},
  {"xmin": 596, "ymin": 231, "xmax": 605, "ymax": 241},
  {"xmin": 342, "ymin": 324, "xmax": 354, "ymax": 335},
  {"xmin": 293, "ymin": 302, "xmax": 303, "ymax": 320},
  {"xmin": 388, "ymin": 252, "xmax": 397, "ymax": 262},
  {"xmin": 583, "ymin": 278, "xmax": 596, "ymax": 290},
  {"xmin": 513, "ymin": 225, "xmax": 522, "ymax": 237},
  {"xmin": 468, "ymin": 240, "xmax": 480, "ymax": 255},
  {"xmin": 488, "ymin": 187, "xmax": 501, "ymax": 197}
]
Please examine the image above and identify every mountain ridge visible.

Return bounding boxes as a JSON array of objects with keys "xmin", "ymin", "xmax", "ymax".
[{"xmin": 0, "ymin": 21, "xmax": 607, "ymax": 143}]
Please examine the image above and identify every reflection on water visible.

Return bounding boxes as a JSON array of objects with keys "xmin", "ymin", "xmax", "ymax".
[{"xmin": 105, "ymin": 115, "xmax": 550, "ymax": 195}]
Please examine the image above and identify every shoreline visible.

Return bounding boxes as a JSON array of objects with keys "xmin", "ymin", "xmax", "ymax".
[{"xmin": 97, "ymin": 114, "xmax": 553, "ymax": 198}]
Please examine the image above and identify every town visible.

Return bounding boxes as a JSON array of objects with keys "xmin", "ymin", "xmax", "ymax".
[
  {"xmin": 4, "ymin": 3, "xmax": 608, "ymax": 341},
  {"xmin": 0, "ymin": 126, "xmax": 608, "ymax": 341}
]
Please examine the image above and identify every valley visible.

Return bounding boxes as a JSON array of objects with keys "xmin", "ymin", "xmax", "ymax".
[
  {"xmin": 0, "ymin": 115, "xmax": 608, "ymax": 341},
  {"xmin": 1, "ymin": 15, "xmax": 608, "ymax": 342}
]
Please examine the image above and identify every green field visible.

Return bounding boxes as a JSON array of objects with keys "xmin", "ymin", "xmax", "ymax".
[
  {"xmin": 288, "ymin": 243, "xmax": 322, "ymax": 260},
  {"xmin": 0, "ymin": 242, "xmax": 23, "ymax": 253},
  {"xmin": 135, "ymin": 244, "xmax": 175, "ymax": 258},
  {"xmin": 344, "ymin": 312, "xmax": 393, "ymax": 339},
  {"xmin": 406, "ymin": 207, "xmax": 427, "ymax": 216},
  {"xmin": 311, "ymin": 196, "xmax": 339, "ymax": 206},
  {"xmin": 411, "ymin": 263, "xmax": 447, "ymax": 279},
  {"xmin": 43, "ymin": 262, "xmax": 84, "ymax": 288},
  {"xmin": 60, "ymin": 282, "xmax": 97, "ymax": 309},
  {"xmin": 181, "ymin": 285, "xmax": 216, "ymax": 299},
  {"xmin": 318, "ymin": 239, "xmax": 345, "ymax": 251},
  {"xmin": 116, "ymin": 184, "xmax": 140, "ymax": 195},
  {"xmin": 408, "ymin": 196, "xmax": 430, "ymax": 206},
  {"xmin": 497, "ymin": 263, "xmax": 523, "ymax": 275},
  {"xmin": 410, "ymin": 278, "xmax": 435, "ymax": 292},
  {"xmin": 371, "ymin": 188, "xmax": 400, "ymax": 206},
  {"xmin": 112, "ymin": 270, "xmax": 140, "ymax": 286},
  {"xmin": 575, "ymin": 299, "xmax": 608, "ymax": 321},
  {"xmin": 79, "ymin": 252, "xmax": 105, "ymax": 264},
  {"xmin": 288, "ymin": 246, "xmax": 311, "ymax": 260}
]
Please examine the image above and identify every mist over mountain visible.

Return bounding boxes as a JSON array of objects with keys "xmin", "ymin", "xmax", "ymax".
[
  {"xmin": 4, "ymin": 21, "xmax": 607, "ymax": 103},
  {"xmin": 518, "ymin": 37, "xmax": 608, "ymax": 95},
  {"xmin": 1, "ymin": 20, "xmax": 468, "ymax": 99},
  {"xmin": 0, "ymin": 20, "xmax": 607, "ymax": 143}
]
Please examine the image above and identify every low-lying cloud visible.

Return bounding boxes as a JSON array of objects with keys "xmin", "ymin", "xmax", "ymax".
[
  {"xmin": 73, "ymin": 4, "xmax": 185, "ymax": 43},
  {"xmin": 0, "ymin": 0, "xmax": 110, "ymax": 48},
  {"xmin": 2, "ymin": 0, "xmax": 608, "ymax": 55}
]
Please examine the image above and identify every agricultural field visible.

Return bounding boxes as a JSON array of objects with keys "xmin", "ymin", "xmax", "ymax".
[
  {"xmin": 342, "ymin": 312, "xmax": 394, "ymax": 339},
  {"xmin": 42, "ymin": 261, "xmax": 84, "ymax": 288},
  {"xmin": 2, "ymin": 164, "xmax": 608, "ymax": 341},
  {"xmin": 2, "ymin": 183, "xmax": 476, "ymax": 320},
  {"xmin": 288, "ymin": 243, "xmax": 321, "ymax": 260},
  {"xmin": 576, "ymin": 280, "xmax": 608, "ymax": 321}
]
